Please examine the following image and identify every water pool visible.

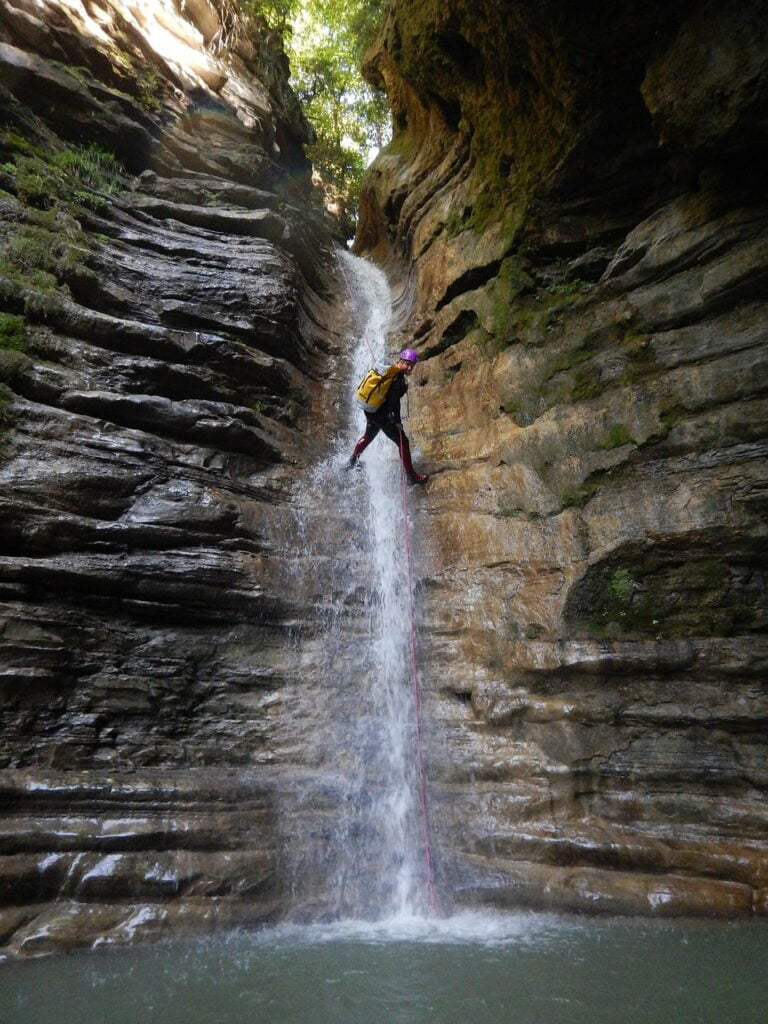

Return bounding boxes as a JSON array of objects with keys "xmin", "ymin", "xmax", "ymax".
[{"xmin": 4, "ymin": 912, "xmax": 767, "ymax": 1024}]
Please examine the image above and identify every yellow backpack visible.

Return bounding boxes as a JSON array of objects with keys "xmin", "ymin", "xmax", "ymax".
[{"xmin": 354, "ymin": 363, "xmax": 400, "ymax": 412}]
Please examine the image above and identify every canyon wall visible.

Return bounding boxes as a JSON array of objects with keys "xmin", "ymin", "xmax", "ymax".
[
  {"xmin": 357, "ymin": 0, "xmax": 768, "ymax": 917},
  {"xmin": 1, "ymin": 0, "xmax": 766, "ymax": 958},
  {"xmin": 0, "ymin": 0, "xmax": 345, "ymax": 954}
]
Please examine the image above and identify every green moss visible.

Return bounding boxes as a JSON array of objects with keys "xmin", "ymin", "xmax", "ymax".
[
  {"xmin": 589, "ymin": 565, "xmax": 650, "ymax": 635},
  {"xmin": 548, "ymin": 278, "xmax": 590, "ymax": 296},
  {"xmin": 53, "ymin": 62, "xmax": 95, "ymax": 88},
  {"xmin": 595, "ymin": 424, "xmax": 633, "ymax": 450},
  {"xmin": 0, "ymin": 313, "xmax": 27, "ymax": 351},
  {"xmin": 53, "ymin": 144, "xmax": 123, "ymax": 195},
  {"xmin": 0, "ymin": 348, "xmax": 29, "ymax": 382},
  {"xmin": 483, "ymin": 287, "xmax": 570, "ymax": 367},
  {"xmin": 570, "ymin": 366, "xmax": 603, "ymax": 402},
  {"xmin": 560, "ymin": 481, "xmax": 598, "ymax": 508},
  {"xmin": 487, "ymin": 256, "xmax": 535, "ymax": 339},
  {"xmin": 549, "ymin": 348, "xmax": 589, "ymax": 376},
  {"xmin": 658, "ymin": 406, "xmax": 684, "ymax": 436},
  {"xmin": 0, "ymin": 129, "xmax": 35, "ymax": 158},
  {"xmin": 383, "ymin": 129, "xmax": 422, "ymax": 164},
  {"xmin": 584, "ymin": 555, "xmax": 756, "ymax": 640},
  {"xmin": 22, "ymin": 289, "xmax": 65, "ymax": 320},
  {"xmin": 497, "ymin": 394, "xmax": 522, "ymax": 416},
  {"xmin": 502, "ymin": 309, "xmax": 658, "ymax": 428},
  {"xmin": 0, "ymin": 132, "xmax": 124, "ymax": 212},
  {"xmin": 480, "ymin": 332, "xmax": 513, "ymax": 358},
  {"xmin": 136, "ymin": 69, "xmax": 163, "ymax": 111},
  {"xmin": 0, "ymin": 310, "xmax": 30, "ymax": 385},
  {"xmin": 696, "ymin": 559, "xmax": 729, "ymax": 589},
  {"xmin": 618, "ymin": 338, "xmax": 659, "ymax": 385},
  {"xmin": 466, "ymin": 187, "xmax": 499, "ymax": 236},
  {"xmin": 0, "ymin": 221, "xmax": 85, "ymax": 293},
  {"xmin": 0, "ymin": 382, "xmax": 14, "ymax": 428},
  {"xmin": 606, "ymin": 567, "xmax": 637, "ymax": 602},
  {"xmin": 538, "ymin": 363, "xmax": 604, "ymax": 415},
  {"xmin": 443, "ymin": 204, "xmax": 470, "ymax": 238}
]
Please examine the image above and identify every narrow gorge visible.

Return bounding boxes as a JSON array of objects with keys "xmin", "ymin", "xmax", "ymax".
[{"xmin": 0, "ymin": 0, "xmax": 766, "ymax": 959}]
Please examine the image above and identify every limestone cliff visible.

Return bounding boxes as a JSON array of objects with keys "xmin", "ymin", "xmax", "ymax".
[
  {"xmin": 0, "ymin": 0, "xmax": 343, "ymax": 953},
  {"xmin": 1, "ymin": 0, "xmax": 767, "ymax": 957},
  {"xmin": 357, "ymin": 0, "xmax": 768, "ymax": 916}
]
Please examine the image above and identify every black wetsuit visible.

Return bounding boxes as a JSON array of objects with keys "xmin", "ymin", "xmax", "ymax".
[{"xmin": 351, "ymin": 370, "xmax": 417, "ymax": 473}]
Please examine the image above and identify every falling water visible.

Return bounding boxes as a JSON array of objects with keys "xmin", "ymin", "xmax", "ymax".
[
  {"xmin": 279, "ymin": 251, "xmax": 433, "ymax": 921},
  {"xmin": 342, "ymin": 251, "xmax": 430, "ymax": 917}
]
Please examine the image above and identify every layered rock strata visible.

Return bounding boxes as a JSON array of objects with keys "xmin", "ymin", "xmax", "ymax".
[
  {"xmin": 0, "ymin": 0, "xmax": 343, "ymax": 954},
  {"xmin": 358, "ymin": 0, "xmax": 768, "ymax": 916}
]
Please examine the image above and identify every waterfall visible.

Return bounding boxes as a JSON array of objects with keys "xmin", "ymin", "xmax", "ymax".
[
  {"xmin": 278, "ymin": 252, "xmax": 435, "ymax": 922},
  {"xmin": 343, "ymin": 252, "xmax": 429, "ymax": 917}
]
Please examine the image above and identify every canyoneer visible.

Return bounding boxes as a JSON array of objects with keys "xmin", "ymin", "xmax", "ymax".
[{"xmin": 347, "ymin": 349, "xmax": 428, "ymax": 485}]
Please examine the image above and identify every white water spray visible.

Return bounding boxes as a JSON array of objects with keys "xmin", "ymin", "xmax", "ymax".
[
  {"xmin": 339, "ymin": 251, "xmax": 432, "ymax": 918},
  {"xmin": 279, "ymin": 252, "xmax": 436, "ymax": 922}
]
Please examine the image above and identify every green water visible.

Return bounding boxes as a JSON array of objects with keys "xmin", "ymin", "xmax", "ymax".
[{"xmin": 3, "ymin": 913, "xmax": 767, "ymax": 1024}]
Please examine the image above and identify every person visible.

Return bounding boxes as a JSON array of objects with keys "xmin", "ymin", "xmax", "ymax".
[{"xmin": 347, "ymin": 348, "xmax": 428, "ymax": 485}]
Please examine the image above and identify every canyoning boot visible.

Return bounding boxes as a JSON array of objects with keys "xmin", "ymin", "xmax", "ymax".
[
  {"xmin": 344, "ymin": 455, "xmax": 363, "ymax": 471},
  {"xmin": 407, "ymin": 472, "xmax": 428, "ymax": 486}
]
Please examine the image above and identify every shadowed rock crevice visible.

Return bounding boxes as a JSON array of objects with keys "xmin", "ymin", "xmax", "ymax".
[
  {"xmin": 564, "ymin": 536, "xmax": 768, "ymax": 641},
  {"xmin": 435, "ymin": 260, "xmax": 503, "ymax": 311}
]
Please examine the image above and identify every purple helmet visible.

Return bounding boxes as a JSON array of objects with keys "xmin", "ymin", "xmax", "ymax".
[{"xmin": 399, "ymin": 348, "xmax": 419, "ymax": 364}]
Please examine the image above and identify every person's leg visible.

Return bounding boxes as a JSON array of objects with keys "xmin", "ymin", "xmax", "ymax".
[
  {"xmin": 381, "ymin": 423, "xmax": 428, "ymax": 484},
  {"xmin": 380, "ymin": 422, "xmax": 415, "ymax": 473},
  {"xmin": 349, "ymin": 417, "xmax": 380, "ymax": 464}
]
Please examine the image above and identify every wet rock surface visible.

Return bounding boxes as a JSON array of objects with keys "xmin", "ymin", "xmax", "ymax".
[
  {"xmin": 358, "ymin": 0, "xmax": 768, "ymax": 916},
  {"xmin": 0, "ymin": 770, "xmax": 281, "ymax": 954},
  {"xmin": 0, "ymin": 0, "xmax": 345, "ymax": 955},
  {"xmin": 1, "ymin": 0, "xmax": 767, "ymax": 952}
]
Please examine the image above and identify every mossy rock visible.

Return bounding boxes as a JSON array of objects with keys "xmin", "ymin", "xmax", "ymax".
[
  {"xmin": 0, "ymin": 312, "xmax": 27, "ymax": 351},
  {"xmin": 0, "ymin": 311, "xmax": 30, "ymax": 383},
  {"xmin": 0, "ymin": 348, "xmax": 31, "ymax": 382},
  {"xmin": 0, "ymin": 131, "xmax": 124, "ymax": 214},
  {"xmin": 567, "ymin": 548, "xmax": 764, "ymax": 640},
  {"xmin": 0, "ymin": 382, "xmax": 15, "ymax": 427},
  {"xmin": 560, "ymin": 481, "xmax": 598, "ymax": 509},
  {"xmin": 595, "ymin": 424, "xmax": 633, "ymax": 450},
  {"xmin": 0, "ymin": 216, "xmax": 90, "ymax": 296}
]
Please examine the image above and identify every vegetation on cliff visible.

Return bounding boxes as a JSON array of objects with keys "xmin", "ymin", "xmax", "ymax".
[{"xmin": 226, "ymin": 0, "xmax": 389, "ymax": 228}]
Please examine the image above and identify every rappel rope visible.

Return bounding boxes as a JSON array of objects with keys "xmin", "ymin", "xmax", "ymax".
[{"xmin": 398, "ymin": 428, "xmax": 442, "ymax": 917}]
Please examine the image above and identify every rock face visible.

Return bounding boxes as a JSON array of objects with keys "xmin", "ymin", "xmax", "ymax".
[
  {"xmin": 357, "ymin": 0, "xmax": 768, "ymax": 916},
  {"xmin": 1, "ymin": 0, "xmax": 767, "ymax": 956},
  {"xmin": 0, "ymin": 0, "xmax": 344, "ymax": 953}
]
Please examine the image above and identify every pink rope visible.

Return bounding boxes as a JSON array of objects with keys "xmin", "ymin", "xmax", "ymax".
[{"xmin": 398, "ymin": 429, "xmax": 442, "ymax": 917}]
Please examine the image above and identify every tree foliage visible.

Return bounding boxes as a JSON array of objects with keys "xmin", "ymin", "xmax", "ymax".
[{"xmin": 227, "ymin": 0, "xmax": 390, "ymax": 230}]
